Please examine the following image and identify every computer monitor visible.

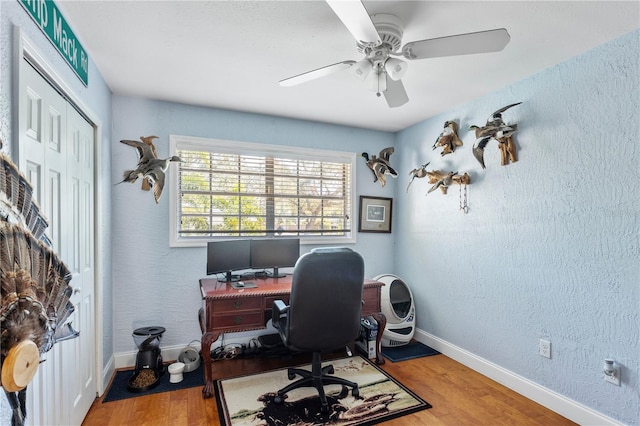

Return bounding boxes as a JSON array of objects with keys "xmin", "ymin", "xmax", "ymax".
[
  {"xmin": 206, "ymin": 239, "xmax": 251, "ymax": 282},
  {"xmin": 250, "ymin": 238, "xmax": 300, "ymax": 278}
]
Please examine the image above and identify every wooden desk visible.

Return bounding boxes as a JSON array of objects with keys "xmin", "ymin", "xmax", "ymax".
[{"xmin": 198, "ymin": 275, "xmax": 386, "ymax": 399}]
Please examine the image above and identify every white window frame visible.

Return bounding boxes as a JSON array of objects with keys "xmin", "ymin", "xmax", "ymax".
[{"xmin": 169, "ymin": 134, "xmax": 357, "ymax": 247}]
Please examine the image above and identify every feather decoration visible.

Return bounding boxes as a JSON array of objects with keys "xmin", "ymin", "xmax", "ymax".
[
  {"xmin": 0, "ymin": 153, "xmax": 48, "ymax": 241},
  {"xmin": 1, "ymin": 139, "xmax": 77, "ymax": 426},
  {"xmin": 1, "ymin": 221, "xmax": 78, "ymax": 364}
]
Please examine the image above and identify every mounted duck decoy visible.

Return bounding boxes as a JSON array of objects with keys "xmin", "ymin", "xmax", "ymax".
[
  {"xmin": 118, "ymin": 138, "xmax": 157, "ymax": 179},
  {"xmin": 469, "ymin": 102, "xmax": 521, "ymax": 168},
  {"xmin": 143, "ymin": 156, "xmax": 182, "ymax": 204},
  {"xmin": 406, "ymin": 162, "xmax": 430, "ymax": 192},
  {"xmin": 139, "ymin": 136, "xmax": 159, "ymax": 191},
  {"xmin": 433, "ymin": 121, "xmax": 463, "ymax": 156},
  {"xmin": 118, "ymin": 138, "xmax": 181, "ymax": 203},
  {"xmin": 426, "ymin": 170, "xmax": 458, "ymax": 195},
  {"xmin": 362, "ymin": 147, "xmax": 398, "ymax": 188}
]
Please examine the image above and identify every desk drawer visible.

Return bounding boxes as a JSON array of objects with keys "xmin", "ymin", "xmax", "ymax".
[
  {"xmin": 362, "ymin": 287, "xmax": 381, "ymax": 314},
  {"xmin": 212, "ymin": 297, "xmax": 262, "ymax": 313},
  {"xmin": 265, "ymin": 295, "xmax": 289, "ymax": 308},
  {"xmin": 264, "ymin": 295, "xmax": 289, "ymax": 323},
  {"xmin": 212, "ymin": 312, "xmax": 264, "ymax": 330}
]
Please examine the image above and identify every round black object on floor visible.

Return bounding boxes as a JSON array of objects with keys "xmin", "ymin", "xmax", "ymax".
[{"xmin": 129, "ymin": 326, "xmax": 166, "ymax": 393}]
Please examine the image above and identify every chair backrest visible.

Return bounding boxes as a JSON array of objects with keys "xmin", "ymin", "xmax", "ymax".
[{"xmin": 284, "ymin": 247, "xmax": 365, "ymax": 352}]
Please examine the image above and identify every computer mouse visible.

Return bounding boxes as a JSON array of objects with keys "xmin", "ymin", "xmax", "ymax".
[{"xmin": 236, "ymin": 281, "xmax": 245, "ymax": 287}]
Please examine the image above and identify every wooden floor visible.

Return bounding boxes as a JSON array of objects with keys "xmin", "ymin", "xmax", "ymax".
[{"xmin": 82, "ymin": 351, "xmax": 576, "ymax": 426}]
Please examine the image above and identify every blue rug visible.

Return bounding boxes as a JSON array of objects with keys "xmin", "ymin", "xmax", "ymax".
[
  {"xmin": 382, "ymin": 341, "xmax": 440, "ymax": 362},
  {"xmin": 102, "ymin": 362, "xmax": 204, "ymax": 402}
]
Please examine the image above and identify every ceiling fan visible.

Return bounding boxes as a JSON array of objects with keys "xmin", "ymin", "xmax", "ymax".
[{"xmin": 279, "ymin": 0, "xmax": 510, "ymax": 108}]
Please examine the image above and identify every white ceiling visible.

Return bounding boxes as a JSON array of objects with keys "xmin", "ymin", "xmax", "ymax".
[{"xmin": 56, "ymin": 1, "xmax": 639, "ymax": 132}]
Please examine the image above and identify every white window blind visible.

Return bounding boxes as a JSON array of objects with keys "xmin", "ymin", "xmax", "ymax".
[{"xmin": 169, "ymin": 135, "xmax": 356, "ymax": 247}]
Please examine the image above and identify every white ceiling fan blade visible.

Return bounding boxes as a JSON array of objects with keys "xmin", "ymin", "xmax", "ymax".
[
  {"xmin": 279, "ymin": 61, "xmax": 356, "ymax": 87},
  {"xmin": 326, "ymin": 0, "xmax": 381, "ymax": 45},
  {"xmin": 383, "ymin": 78, "xmax": 409, "ymax": 108},
  {"xmin": 402, "ymin": 28, "xmax": 510, "ymax": 60}
]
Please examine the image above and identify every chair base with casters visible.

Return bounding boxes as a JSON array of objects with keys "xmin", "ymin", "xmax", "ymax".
[
  {"xmin": 273, "ymin": 352, "xmax": 359, "ymax": 413},
  {"xmin": 271, "ymin": 248, "xmax": 366, "ymax": 413}
]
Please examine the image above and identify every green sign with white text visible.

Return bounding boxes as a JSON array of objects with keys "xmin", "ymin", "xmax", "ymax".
[{"xmin": 19, "ymin": 0, "xmax": 89, "ymax": 86}]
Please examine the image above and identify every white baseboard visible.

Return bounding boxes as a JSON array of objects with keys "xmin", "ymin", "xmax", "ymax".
[
  {"xmin": 413, "ymin": 329, "xmax": 623, "ymax": 426},
  {"xmin": 100, "ymin": 355, "xmax": 116, "ymax": 396}
]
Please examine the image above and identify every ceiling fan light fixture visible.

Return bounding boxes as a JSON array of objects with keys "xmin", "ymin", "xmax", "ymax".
[
  {"xmin": 369, "ymin": 71, "xmax": 387, "ymax": 95},
  {"xmin": 279, "ymin": 5, "xmax": 510, "ymax": 109},
  {"xmin": 352, "ymin": 59, "xmax": 373, "ymax": 80},
  {"xmin": 384, "ymin": 58, "xmax": 407, "ymax": 80}
]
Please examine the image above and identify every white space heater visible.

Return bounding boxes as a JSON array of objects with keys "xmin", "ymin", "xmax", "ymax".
[{"xmin": 373, "ymin": 274, "xmax": 415, "ymax": 347}]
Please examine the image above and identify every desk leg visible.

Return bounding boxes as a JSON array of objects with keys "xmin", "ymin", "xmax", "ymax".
[
  {"xmin": 201, "ymin": 331, "xmax": 220, "ymax": 399},
  {"xmin": 371, "ymin": 312, "xmax": 386, "ymax": 365}
]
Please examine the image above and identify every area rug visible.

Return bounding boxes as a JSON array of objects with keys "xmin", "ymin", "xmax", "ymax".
[
  {"xmin": 102, "ymin": 363, "xmax": 204, "ymax": 403},
  {"xmin": 382, "ymin": 341, "xmax": 440, "ymax": 362},
  {"xmin": 215, "ymin": 356, "xmax": 430, "ymax": 425}
]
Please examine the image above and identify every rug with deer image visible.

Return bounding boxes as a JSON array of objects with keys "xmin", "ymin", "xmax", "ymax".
[{"xmin": 214, "ymin": 355, "xmax": 431, "ymax": 425}]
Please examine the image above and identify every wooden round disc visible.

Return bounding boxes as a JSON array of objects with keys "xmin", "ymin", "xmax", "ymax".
[{"xmin": 1, "ymin": 340, "xmax": 40, "ymax": 392}]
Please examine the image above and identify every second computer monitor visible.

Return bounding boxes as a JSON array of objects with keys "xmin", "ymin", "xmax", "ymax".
[{"xmin": 250, "ymin": 238, "xmax": 300, "ymax": 278}]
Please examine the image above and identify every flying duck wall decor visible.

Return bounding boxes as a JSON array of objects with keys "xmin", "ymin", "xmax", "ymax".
[
  {"xmin": 426, "ymin": 170, "xmax": 457, "ymax": 195},
  {"xmin": 118, "ymin": 136, "xmax": 182, "ymax": 204},
  {"xmin": 432, "ymin": 120, "xmax": 463, "ymax": 156},
  {"xmin": 470, "ymin": 102, "xmax": 521, "ymax": 168},
  {"xmin": 138, "ymin": 135, "xmax": 158, "ymax": 191},
  {"xmin": 405, "ymin": 105, "xmax": 523, "ymax": 210},
  {"xmin": 406, "ymin": 162, "xmax": 430, "ymax": 192},
  {"xmin": 362, "ymin": 147, "xmax": 397, "ymax": 188}
]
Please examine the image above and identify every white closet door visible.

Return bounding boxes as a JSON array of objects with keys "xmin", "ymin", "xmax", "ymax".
[
  {"xmin": 18, "ymin": 59, "xmax": 96, "ymax": 426},
  {"xmin": 65, "ymin": 104, "xmax": 96, "ymax": 426}
]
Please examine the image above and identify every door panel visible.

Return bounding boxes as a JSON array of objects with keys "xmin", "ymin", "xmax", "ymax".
[
  {"xmin": 66, "ymin": 104, "xmax": 96, "ymax": 425},
  {"xmin": 18, "ymin": 59, "xmax": 96, "ymax": 426}
]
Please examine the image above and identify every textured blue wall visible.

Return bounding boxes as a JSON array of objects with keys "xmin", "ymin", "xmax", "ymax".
[
  {"xmin": 111, "ymin": 96, "xmax": 396, "ymax": 354},
  {"xmin": 394, "ymin": 30, "xmax": 639, "ymax": 424}
]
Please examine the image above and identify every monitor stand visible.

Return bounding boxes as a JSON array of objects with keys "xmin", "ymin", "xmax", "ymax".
[
  {"xmin": 268, "ymin": 267, "xmax": 286, "ymax": 278},
  {"xmin": 224, "ymin": 271, "xmax": 241, "ymax": 282}
]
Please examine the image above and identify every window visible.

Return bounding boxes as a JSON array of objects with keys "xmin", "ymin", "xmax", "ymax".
[{"xmin": 169, "ymin": 135, "xmax": 356, "ymax": 247}]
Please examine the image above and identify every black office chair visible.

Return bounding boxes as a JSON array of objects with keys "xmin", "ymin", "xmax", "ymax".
[{"xmin": 271, "ymin": 247, "xmax": 365, "ymax": 412}]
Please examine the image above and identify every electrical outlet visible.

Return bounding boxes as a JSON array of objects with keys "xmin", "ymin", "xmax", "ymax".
[
  {"xmin": 604, "ymin": 370, "xmax": 621, "ymax": 386},
  {"xmin": 539, "ymin": 339, "xmax": 551, "ymax": 358},
  {"xmin": 604, "ymin": 359, "xmax": 621, "ymax": 386}
]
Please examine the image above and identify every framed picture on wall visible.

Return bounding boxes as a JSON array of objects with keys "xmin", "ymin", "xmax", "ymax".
[{"xmin": 358, "ymin": 196, "xmax": 392, "ymax": 233}]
